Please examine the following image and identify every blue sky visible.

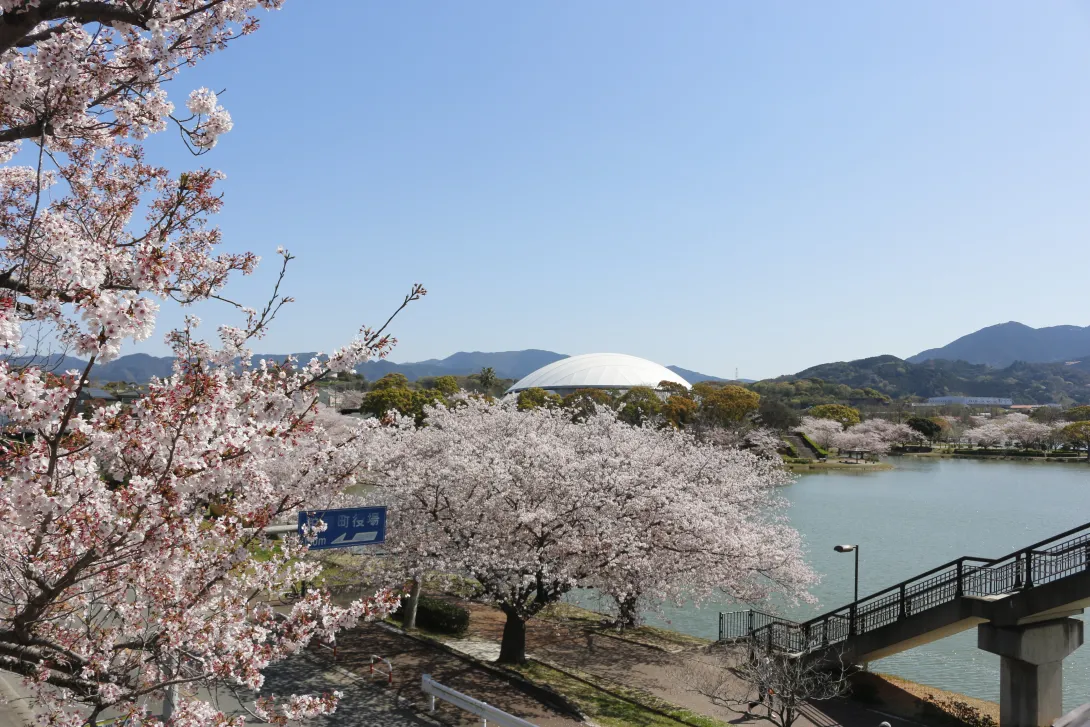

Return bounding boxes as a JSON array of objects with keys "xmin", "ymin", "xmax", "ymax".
[{"xmin": 142, "ymin": 1, "xmax": 1090, "ymax": 379}]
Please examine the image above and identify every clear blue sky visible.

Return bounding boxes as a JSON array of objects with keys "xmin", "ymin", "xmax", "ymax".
[{"xmin": 143, "ymin": 1, "xmax": 1090, "ymax": 379}]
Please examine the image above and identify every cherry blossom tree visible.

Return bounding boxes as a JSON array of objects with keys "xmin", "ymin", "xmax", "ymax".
[
  {"xmin": 851, "ymin": 418, "xmax": 921, "ymax": 449},
  {"xmin": 0, "ymin": 3, "xmax": 422, "ymax": 725},
  {"xmin": 830, "ymin": 428, "xmax": 887, "ymax": 456},
  {"xmin": 1003, "ymin": 419, "xmax": 1054, "ymax": 450},
  {"xmin": 965, "ymin": 421, "xmax": 1006, "ymax": 449},
  {"xmin": 373, "ymin": 400, "xmax": 815, "ymax": 663},
  {"xmin": 798, "ymin": 416, "xmax": 840, "ymax": 450}
]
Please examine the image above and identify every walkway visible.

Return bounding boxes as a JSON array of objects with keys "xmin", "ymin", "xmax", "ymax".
[
  {"xmin": 722, "ymin": 520, "xmax": 1090, "ymax": 727},
  {"xmin": 720, "ymin": 520, "xmax": 1090, "ymax": 662}
]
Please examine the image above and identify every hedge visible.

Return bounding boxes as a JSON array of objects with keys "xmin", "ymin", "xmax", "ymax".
[
  {"xmin": 395, "ymin": 595, "xmax": 469, "ymax": 636},
  {"xmin": 797, "ymin": 433, "xmax": 828, "ymax": 457}
]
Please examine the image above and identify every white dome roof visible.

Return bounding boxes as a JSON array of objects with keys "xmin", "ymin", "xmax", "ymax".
[{"xmin": 506, "ymin": 353, "xmax": 690, "ymax": 394}]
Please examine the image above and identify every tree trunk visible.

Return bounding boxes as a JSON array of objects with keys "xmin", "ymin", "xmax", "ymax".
[
  {"xmin": 617, "ymin": 594, "xmax": 640, "ymax": 631},
  {"xmin": 404, "ymin": 578, "xmax": 421, "ymax": 630},
  {"xmin": 497, "ymin": 611, "xmax": 528, "ymax": 665}
]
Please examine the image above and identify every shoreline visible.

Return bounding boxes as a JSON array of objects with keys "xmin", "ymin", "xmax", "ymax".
[
  {"xmin": 893, "ymin": 451, "xmax": 1090, "ymax": 465},
  {"xmin": 858, "ymin": 671, "xmax": 1000, "ymax": 725},
  {"xmin": 786, "ymin": 460, "xmax": 894, "ymax": 472}
]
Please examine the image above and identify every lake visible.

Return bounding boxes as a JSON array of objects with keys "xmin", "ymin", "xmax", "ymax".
[{"xmin": 578, "ymin": 457, "xmax": 1090, "ymax": 712}]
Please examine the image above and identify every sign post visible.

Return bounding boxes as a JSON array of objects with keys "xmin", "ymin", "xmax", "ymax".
[{"xmin": 297, "ymin": 506, "xmax": 387, "ymax": 550}]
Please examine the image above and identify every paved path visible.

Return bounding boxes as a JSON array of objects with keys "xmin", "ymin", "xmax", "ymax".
[
  {"xmin": 0, "ymin": 652, "xmax": 436, "ymax": 727},
  {"xmin": 227, "ymin": 651, "xmax": 435, "ymax": 727},
  {"xmin": 0, "ymin": 673, "xmax": 32, "ymax": 727}
]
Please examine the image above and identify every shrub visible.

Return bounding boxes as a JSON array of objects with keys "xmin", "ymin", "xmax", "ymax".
[{"xmin": 395, "ymin": 595, "xmax": 469, "ymax": 636}]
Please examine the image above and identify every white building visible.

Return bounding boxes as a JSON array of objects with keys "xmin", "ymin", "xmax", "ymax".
[
  {"xmin": 505, "ymin": 353, "xmax": 690, "ymax": 397},
  {"xmin": 925, "ymin": 396, "xmax": 1013, "ymax": 407}
]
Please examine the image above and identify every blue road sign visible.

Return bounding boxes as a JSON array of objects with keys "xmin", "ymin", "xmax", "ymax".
[{"xmin": 297, "ymin": 506, "xmax": 387, "ymax": 550}]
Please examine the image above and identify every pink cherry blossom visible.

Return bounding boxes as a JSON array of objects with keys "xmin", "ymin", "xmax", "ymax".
[
  {"xmin": 0, "ymin": 3, "xmax": 427, "ymax": 724},
  {"xmin": 370, "ymin": 400, "xmax": 815, "ymax": 663}
]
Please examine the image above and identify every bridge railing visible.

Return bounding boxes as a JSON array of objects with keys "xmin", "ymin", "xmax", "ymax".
[{"xmin": 720, "ymin": 519, "xmax": 1090, "ymax": 652}]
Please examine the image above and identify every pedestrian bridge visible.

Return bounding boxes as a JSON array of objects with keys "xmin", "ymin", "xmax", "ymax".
[{"xmin": 720, "ymin": 520, "xmax": 1090, "ymax": 727}]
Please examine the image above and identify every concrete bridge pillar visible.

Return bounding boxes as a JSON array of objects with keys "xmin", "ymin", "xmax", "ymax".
[{"xmin": 978, "ymin": 618, "xmax": 1084, "ymax": 727}]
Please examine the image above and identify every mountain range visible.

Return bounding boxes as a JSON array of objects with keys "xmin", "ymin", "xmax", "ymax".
[
  {"xmin": 20, "ymin": 350, "xmax": 730, "ymax": 385},
  {"xmin": 778, "ymin": 354, "xmax": 1090, "ymax": 405},
  {"xmin": 909, "ymin": 322, "xmax": 1090, "ymax": 368}
]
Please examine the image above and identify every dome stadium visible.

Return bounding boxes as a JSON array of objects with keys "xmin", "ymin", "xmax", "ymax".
[{"xmin": 505, "ymin": 353, "xmax": 690, "ymax": 397}]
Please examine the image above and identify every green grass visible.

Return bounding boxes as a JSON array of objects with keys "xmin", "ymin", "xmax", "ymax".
[
  {"xmin": 798, "ymin": 432, "xmax": 829, "ymax": 457},
  {"xmin": 516, "ymin": 661, "xmax": 729, "ymax": 727},
  {"xmin": 539, "ymin": 602, "xmax": 710, "ymax": 652}
]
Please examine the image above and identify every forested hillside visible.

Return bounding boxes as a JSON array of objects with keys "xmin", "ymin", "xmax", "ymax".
[{"xmin": 756, "ymin": 355, "xmax": 1090, "ymax": 406}]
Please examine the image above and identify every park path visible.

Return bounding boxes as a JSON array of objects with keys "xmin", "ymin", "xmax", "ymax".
[{"xmin": 453, "ymin": 601, "xmax": 931, "ymax": 727}]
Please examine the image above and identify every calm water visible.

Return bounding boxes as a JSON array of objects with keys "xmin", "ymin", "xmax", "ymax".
[{"xmin": 594, "ymin": 458, "xmax": 1090, "ymax": 711}]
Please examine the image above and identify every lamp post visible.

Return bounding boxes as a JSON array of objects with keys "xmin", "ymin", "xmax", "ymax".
[{"xmin": 834, "ymin": 544, "xmax": 859, "ymax": 634}]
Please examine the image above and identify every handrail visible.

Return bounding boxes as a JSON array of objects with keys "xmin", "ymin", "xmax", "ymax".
[
  {"xmin": 422, "ymin": 674, "xmax": 537, "ymax": 727},
  {"xmin": 720, "ymin": 520, "xmax": 1090, "ymax": 651}
]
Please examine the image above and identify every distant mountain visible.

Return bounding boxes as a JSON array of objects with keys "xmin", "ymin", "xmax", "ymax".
[
  {"xmin": 909, "ymin": 322, "xmax": 1090, "ymax": 368},
  {"xmin": 10, "ymin": 349, "xmax": 728, "ymax": 386},
  {"xmin": 763, "ymin": 353, "xmax": 1090, "ymax": 405},
  {"xmin": 667, "ymin": 366, "xmax": 740, "ymax": 384}
]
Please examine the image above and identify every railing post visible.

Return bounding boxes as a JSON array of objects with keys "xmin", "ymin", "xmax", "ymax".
[
  {"xmin": 849, "ymin": 604, "xmax": 857, "ymax": 636},
  {"xmin": 899, "ymin": 584, "xmax": 907, "ymax": 619},
  {"xmin": 748, "ymin": 610, "xmax": 754, "ymax": 635},
  {"xmin": 822, "ymin": 618, "xmax": 828, "ymax": 647},
  {"xmin": 1084, "ymin": 543, "xmax": 1090, "ymax": 572},
  {"xmin": 1025, "ymin": 550, "xmax": 1034, "ymax": 589},
  {"xmin": 719, "ymin": 612, "xmax": 725, "ymax": 641},
  {"xmin": 956, "ymin": 560, "xmax": 964, "ymax": 598},
  {"xmin": 803, "ymin": 623, "xmax": 811, "ymax": 650},
  {"xmin": 1014, "ymin": 554, "xmax": 1023, "ymax": 589}
]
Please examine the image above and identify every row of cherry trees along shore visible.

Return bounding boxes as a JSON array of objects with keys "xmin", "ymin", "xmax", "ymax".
[
  {"xmin": 801, "ymin": 409, "xmax": 1090, "ymax": 456},
  {"xmin": 0, "ymin": 3, "xmax": 814, "ymax": 725}
]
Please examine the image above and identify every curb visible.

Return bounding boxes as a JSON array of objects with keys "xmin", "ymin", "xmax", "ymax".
[{"xmin": 375, "ymin": 621, "xmax": 586, "ymax": 721}]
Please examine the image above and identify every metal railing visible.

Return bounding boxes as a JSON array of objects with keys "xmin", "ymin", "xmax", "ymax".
[
  {"xmin": 720, "ymin": 520, "xmax": 1090, "ymax": 653},
  {"xmin": 422, "ymin": 674, "xmax": 537, "ymax": 727}
]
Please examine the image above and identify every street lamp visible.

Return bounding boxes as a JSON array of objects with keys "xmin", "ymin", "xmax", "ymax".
[
  {"xmin": 833, "ymin": 544, "xmax": 859, "ymax": 603},
  {"xmin": 834, "ymin": 544, "xmax": 859, "ymax": 634}
]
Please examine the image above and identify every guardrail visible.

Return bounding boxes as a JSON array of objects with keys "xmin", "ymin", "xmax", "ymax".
[
  {"xmin": 721, "ymin": 519, "xmax": 1090, "ymax": 653},
  {"xmin": 421, "ymin": 674, "xmax": 537, "ymax": 727},
  {"xmin": 317, "ymin": 636, "xmax": 338, "ymax": 661},
  {"xmin": 370, "ymin": 654, "xmax": 392, "ymax": 684}
]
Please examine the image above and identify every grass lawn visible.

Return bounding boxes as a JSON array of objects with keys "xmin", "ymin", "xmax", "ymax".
[{"xmin": 516, "ymin": 661, "xmax": 730, "ymax": 727}]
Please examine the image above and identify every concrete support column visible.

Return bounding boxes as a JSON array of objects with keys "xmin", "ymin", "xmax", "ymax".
[{"xmin": 978, "ymin": 618, "xmax": 1084, "ymax": 727}]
